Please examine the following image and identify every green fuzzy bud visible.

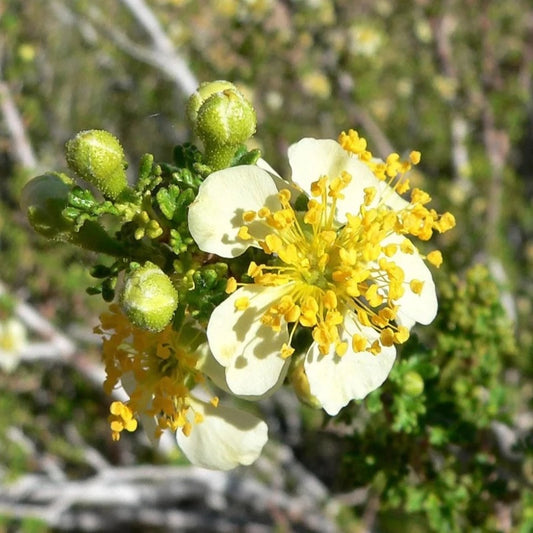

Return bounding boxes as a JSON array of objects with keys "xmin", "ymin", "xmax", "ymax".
[
  {"xmin": 65, "ymin": 130, "xmax": 128, "ymax": 200},
  {"xmin": 402, "ymin": 370, "xmax": 425, "ymax": 397},
  {"xmin": 120, "ymin": 262, "xmax": 178, "ymax": 332},
  {"xmin": 195, "ymin": 89, "xmax": 256, "ymax": 146},
  {"xmin": 187, "ymin": 80, "xmax": 236, "ymax": 125},
  {"xmin": 21, "ymin": 172, "xmax": 74, "ymax": 240},
  {"xmin": 187, "ymin": 81, "xmax": 256, "ymax": 170}
]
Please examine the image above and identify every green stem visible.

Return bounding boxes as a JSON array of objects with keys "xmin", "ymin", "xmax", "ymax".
[{"xmin": 203, "ymin": 143, "xmax": 239, "ymax": 171}]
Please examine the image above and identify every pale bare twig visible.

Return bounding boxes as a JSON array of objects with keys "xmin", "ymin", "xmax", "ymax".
[
  {"xmin": 0, "ymin": 462, "xmax": 340, "ymax": 532},
  {"xmin": 0, "ymin": 81, "xmax": 38, "ymax": 171}
]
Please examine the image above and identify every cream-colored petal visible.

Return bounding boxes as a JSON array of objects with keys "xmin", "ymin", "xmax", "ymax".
[
  {"xmin": 177, "ymin": 397, "xmax": 268, "ymax": 470},
  {"xmin": 288, "ymin": 138, "xmax": 381, "ymax": 224},
  {"xmin": 305, "ymin": 316, "xmax": 396, "ymax": 416},
  {"xmin": 380, "ymin": 235, "xmax": 438, "ymax": 326},
  {"xmin": 207, "ymin": 285, "xmax": 290, "ymax": 396},
  {"xmin": 288, "ymin": 138, "xmax": 351, "ymax": 193},
  {"xmin": 188, "ymin": 165, "xmax": 281, "ymax": 258},
  {"xmin": 256, "ymin": 157, "xmax": 281, "ymax": 178}
]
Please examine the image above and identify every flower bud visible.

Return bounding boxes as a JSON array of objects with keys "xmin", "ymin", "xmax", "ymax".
[
  {"xmin": 120, "ymin": 262, "xmax": 178, "ymax": 332},
  {"xmin": 65, "ymin": 130, "xmax": 128, "ymax": 200},
  {"xmin": 195, "ymin": 88, "xmax": 256, "ymax": 146},
  {"xmin": 187, "ymin": 81, "xmax": 256, "ymax": 170},
  {"xmin": 402, "ymin": 370, "xmax": 425, "ymax": 397},
  {"xmin": 187, "ymin": 80, "xmax": 236, "ymax": 125},
  {"xmin": 20, "ymin": 172, "xmax": 74, "ymax": 240}
]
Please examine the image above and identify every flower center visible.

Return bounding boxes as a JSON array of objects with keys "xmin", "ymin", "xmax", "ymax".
[{"xmin": 234, "ymin": 175, "xmax": 410, "ymax": 358}]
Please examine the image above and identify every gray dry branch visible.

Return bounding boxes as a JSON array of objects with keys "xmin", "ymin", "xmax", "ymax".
[{"xmin": 0, "ymin": 462, "xmax": 340, "ymax": 533}]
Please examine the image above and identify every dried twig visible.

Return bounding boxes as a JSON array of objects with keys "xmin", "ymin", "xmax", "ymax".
[{"xmin": 0, "ymin": 81, "xmax": 38, "ymax": 170}]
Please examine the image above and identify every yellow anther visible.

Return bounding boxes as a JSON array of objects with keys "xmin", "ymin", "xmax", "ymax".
[
  {"xmin": 319, "ymin": 230, "xmax": 336, "ymax": 245},
  {"xmin": 278, "ymin": 189, "xmax": 291, "ymax": 205},
  {"xmin": 339, "ymin": 247, "xmax": 356, "ymax": 265},
  {"xmin": 340, "ymin": 170, "xmax": 352, "ymax": 187},
  {"xmin": 328, "ymin": 176, "xmax": 348, "ymax": 199},
  {"xmin": 317, "ymin": 253, "xmax": 330, "ymax": 272},
  {"xmin": 394, "ymin": 326, "xmax": 410, "ymax": 344},
  {"xmin": 281, "ymin": 343, "xmax": 295, "ymax": 359},
  {"xmin": 352, "ymin": 334, "xmax": 367, "ymax": 352},
  {"xmin": 262, "ymin": 312, "xmax": 282, "ymax": 331},
  {"xmin": 258, "ymin": 206, "xmax": 271, "ymax": 218},
  {"xmin": 370, "ymin": 340, "xmax": 382, "ymax": 355},
  {"xmin": 338, "ymin": 129, "xmax": 368, "ymax": 155},
  {"xmin": 194, "ymin": 412, "xmax": 204, "ymax": 424},
  {"xmin": 400, "ymin": 161, "xmax": 412, "ymax": 174},
  {"xmin": 379, "ymin": 306, "xmax": 397, "ymax": 322},
  {"xmin": 335, "ymin": 341, "xmax": 348, "ymax": 357},
  {"xmin": 410, "ymin": 279, "xmax": 424, "ymax": 295},
  {"xmin": 409, "ymin": 150, "xmax": 421, "ymax": 164},
  {"xmin": 285, "ymin": 304, "xmax": 301, "ymax": 323},
  {"xmin": 182, "ymin": 422, "xmax": 192, "ymax": 437},
  {"xmin": 325, "ymin": 309, "xmax": 343, "ymax": 326},
  {"xmin": 242, "ymin": 210, "xmax": 257, "ymax": 222},
  {"xmin": 383, "ymin": 243, "xmax": 398, "ymax": 257},
  {"xmin": 396, "ymin": 179, "xmax": 410, "ymax": 194},
  {"xmin": 364, "ymin": 187, "xmax": 377, "ymax": 206},
  {"xmin": 304, "ymin": 201, "xmax": 323, "ymax": 225},
  {"xmin": 226, "ymin": 277, "xmax": 237, "ymax": 294},
  {"xmin": 235, "ymin": 296, "xmax": 250, "ymax": 311},
  {"xmin": 380, "ymin": 328, "xmax": 395, "ymax": 347},
  {"xmin": 265, "ymin": 233, "xmax": 283, "ymax": 253},
  {"xmin": 436, "ymin": 212, "xmax": 456, "ymax": 233},
  {"xmin": 332, "ymin": 269, "xmax": 351, "ymax": 282},
  {"xmin": 300, "ymin": 296, "xmax": 319, "ymax": 327},
  {"xmin": 427, "ymin": 250, "xmax": 443, "ymax": 268},
  {"xmin": 365, "ymin": 284, "xmax": 383, "ymax": 307},
  {"xmin": 400, "ymin": 239, "xmax": 415, "ymax": 254},
  {"xmin": 247, "ymin": 261, "xmax": 263, "ymax": 277},
  {"xmin": 411, "ymin": 188, "xmax": 432, "ymax": 205},
  {"xmin": 323, "ymin": 290, "xmax": 337, "ymax": 310},
  {"xmin": 345, "ymin": 279, "xmax": 361, "ymax": 297},
  {"xmin": 238, "ymin": 226, "xmax": 252, "ymax": 240},
  {"xmin": 210, "ymin": 396, "xmax": 220, "ymax": 407},
  {"xmin": 357, "ymin": 308, "xmax": 372, "ymax": 327},
  {"xmin": 279, "ymin": 244, "xmax": 299, "ymax": 265},
  {"xmin": 310, "ymin": 177, "xmax": 327, "ymax": 197},
  {"xmin": 346, "ymin": 213, "xmax": 361, "ymax": 230}
]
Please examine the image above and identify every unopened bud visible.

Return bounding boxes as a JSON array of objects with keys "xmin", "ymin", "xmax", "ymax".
[
  {"xmin": 120, "ymin": 262, "xmax": 178, "ymax": 332},
  {"xmin": 187, "ymin": 81, "xmax": 256, "ymax": 170},
  {"xmin": 65, "ymin": 130, "xmax": 128, "ymax": 200},
  {"xmin": 187, "ymin": 80, "xmax": 236, "ymax": 125},
  {"xmin": 21, "ymin": 172, "xmax": 74, "ymax": 240}
]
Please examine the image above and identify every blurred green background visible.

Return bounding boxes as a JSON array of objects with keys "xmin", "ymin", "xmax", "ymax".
[{"xmin": 0, "ymin": 1, "xmax": 532, "ymax": 531}]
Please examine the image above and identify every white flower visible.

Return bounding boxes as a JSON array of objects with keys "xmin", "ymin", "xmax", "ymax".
[
  {"xmin": 188, "ymin": 134, "xmax": 455, "ymax": 415},
  {"xmin": 0, "ymin": 318, "xmax": 27, "ymax": 373},
  {"xmin": 98, "ymin": 305, "xmax": 268, "ymax": 470}
]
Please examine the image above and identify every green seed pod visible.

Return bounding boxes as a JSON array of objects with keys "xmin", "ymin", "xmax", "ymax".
[
  {"xmin": 402, "ymin": 370, "xmax": 425, "ymax": 397},
  {"xmin": 120, "ymin": 262, "xmax": 178, "ymax": 332},
  {"xmin": 20, "ymin": 172, "xmax": 74, "ymax": 240},
  {"xmin": 65, "ymin": 130, "xmax": 128, "ymax": 200}
]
